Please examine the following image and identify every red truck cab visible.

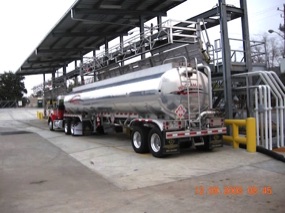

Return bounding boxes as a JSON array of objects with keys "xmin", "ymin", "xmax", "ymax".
[{"xmin": 48, "ymin": 96, "xmax": 65, "ymax": 131}]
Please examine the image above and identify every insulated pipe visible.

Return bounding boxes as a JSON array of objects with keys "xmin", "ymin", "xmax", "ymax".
[
  {"xmin": 198, "ymin": 64, "xmax": 212, "ymax": 109},
  {"xmin": 254, "ymin": 88, "xmax": 260, "ymax": 146}
]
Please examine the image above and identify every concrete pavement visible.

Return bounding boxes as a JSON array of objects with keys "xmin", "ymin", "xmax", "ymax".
[{"xmin": 0, "ymin": 108, "xmax": 284, "ymax": 213}]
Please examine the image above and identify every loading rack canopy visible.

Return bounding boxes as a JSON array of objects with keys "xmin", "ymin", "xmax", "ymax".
[{"xmin": 16, "ymin": 0, "xmax": 188, "ymax": 76}]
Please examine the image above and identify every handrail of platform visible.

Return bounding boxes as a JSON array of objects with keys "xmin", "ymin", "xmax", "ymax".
[{"xmin": 223, "ymin": 117, "xmax": 256, "ymax": 152}]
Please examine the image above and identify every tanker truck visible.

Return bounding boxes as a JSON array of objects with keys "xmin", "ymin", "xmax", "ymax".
[{"xmin": 48, "ymin": 61, "xmax": 226, "ymax": 157}]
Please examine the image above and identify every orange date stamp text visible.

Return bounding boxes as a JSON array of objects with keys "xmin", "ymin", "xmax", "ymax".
[{"xmin": 195, "ymin": 185, "xmax": 272, "ymax": 196}]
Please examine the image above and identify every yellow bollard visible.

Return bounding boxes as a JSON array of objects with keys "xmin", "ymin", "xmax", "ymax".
[
  {"xmin": 246, "ymin": 118, "xmax": 256, "ymax": 152},
  {"xmin": 39, "ymin": 112, "xmax": 43, "ymax": 120},
  {"xmin": 232, "ymin": 123, "xmax": 239, "ymax": 149}
]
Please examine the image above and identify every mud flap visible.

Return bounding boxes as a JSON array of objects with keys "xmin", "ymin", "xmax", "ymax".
[
  {"xmin": 209, "ymin": 134, "xmax": 223, "ymax": 149},
  {"xmin": 163, "ymin": 138, "xmax": 180, "ymax": 155}
]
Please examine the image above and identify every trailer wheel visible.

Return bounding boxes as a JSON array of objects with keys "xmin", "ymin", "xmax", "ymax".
[
  {"xmin": 131, "ymin": 126, "xmax": 149, "ymax": 153},
  {"xmin": 64, "ymin": 121, "xmax": 71, "ymax": 135},
  {"xmin": 48, "ymin": 120, "xmax": 54, "ymax": 131},
  {"xmin": 70, "ymin": 121, "xmax": 75, "ymax": 136},
  {"xmin": 148, "ymin": 127, "xmax": 164, "ymax": 158},
  {"xmin": 96, "ymin": 125, "xmax": 104, "ymax": 135}
]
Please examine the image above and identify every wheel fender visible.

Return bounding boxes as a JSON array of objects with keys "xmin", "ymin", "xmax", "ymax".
[{"xmin": 129, "ymin": 119, "xmax": 163, "ymax": 132}]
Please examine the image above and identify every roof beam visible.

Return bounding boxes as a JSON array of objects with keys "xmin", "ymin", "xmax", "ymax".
[
  {"xmin": 35, "ymin": 47, "xmax": 96, "ymax": 54},
  {"xmin": 187, "ymin": 5, "xmax": 242, "ymax": 22},
  {"xmin": 17, "ymin": 70, "xmax": 55, "ymax": 75},
  {"xmin": 73, "ymin": 8, "xmax": 166, "ymax": 17},
  {"xmin": 227, "ymin": 6, "xmax": 243, "ymax": 15},
  {"xmin": 149, "ymin": 0, "xmax": 186, "ymax": 11},
  {"xmin": 52, "ymin": 31, "xmax": 128, "ymax": 38},
  {"xmin": 21, "ymin": 65, "xmax": 63, "ymax": 70},
  {"xmin": 27, "ymin": 57, "xmax": 82, "ymax": 64}
]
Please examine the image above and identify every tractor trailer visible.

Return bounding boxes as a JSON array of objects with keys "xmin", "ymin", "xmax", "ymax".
[{"xmin": 48, "ymin": 61, "xmax": 226, "ymax": 157}]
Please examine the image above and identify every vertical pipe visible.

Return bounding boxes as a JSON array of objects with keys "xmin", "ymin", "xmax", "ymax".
[
  {"xmin": 254, "ymin": 88, "xmax": 260, "ymax": 146},
  {"xmin": 198, "ymin": 64, "xmax": 212, "ymax": 108},
  {"xmin": 263, "ymin": 86, "xmax": 268, "ymax": 149},
  {"xmin": 267, "ymin": 86, "xmax": 272, "ymax": 150},
  {"xmin": 259, "ymin": 86, "xmax": 264, "ymax": 147}
]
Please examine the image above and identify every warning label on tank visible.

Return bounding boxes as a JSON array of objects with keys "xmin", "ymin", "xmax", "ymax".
[{"xmin": 175, "ymin": 104, "xmax": 187, "ymax": 119}]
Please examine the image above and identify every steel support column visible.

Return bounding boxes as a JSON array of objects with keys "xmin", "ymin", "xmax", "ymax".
[
  {"xmin": 80, "ymin": 56, "xmax": 85, "ymax": 85},
  {"xmin": 63, "ymin": 65, "xmax": 67, "ymax": 93},
  {"xmin": 51, "ymin": 70, "xmax": 55, "ymax": 100},
  {"xmin": 240, "ymin": 0, "xmax": 253, "ymax": 117},
  {"xmin": 219, "ymin": 0, "xmax": 233, "ymax": 119},
  {"xmin": 157, "ymin": 15, "xmax": 162, "ymax": 32},
  {"xmin": 105, "ymin": 37, "xmax": 109, "ymax": 66},
  {"xmin": 120, "ymin": 35, "xmax": 124, "ymax": 66},
  {"xmin": 93, "ymin": 50, "xmax": 97, "ymax": 81},
  {"xmin": 74, "ymin": 60, "xmax": 78, "ymax": 86},
  {"xmin": 43, "ymin": 73, "xmax": 46, "ymax": 117},
  {"xmin": 140, "ymin": 16, "xmax": 146, "ymax": 60}
]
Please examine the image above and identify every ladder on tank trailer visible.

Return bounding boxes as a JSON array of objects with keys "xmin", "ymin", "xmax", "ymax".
[{"xmin": 163, "ymin": 56, "xmax": 202, "ymax": 130}]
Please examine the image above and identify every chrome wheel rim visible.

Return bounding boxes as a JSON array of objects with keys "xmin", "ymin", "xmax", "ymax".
[
  {"xmin": 133, "ymin": 131, "xmax": 142, "ymax": 149},
  {"xmin": 49, "ymin": 121, "xmax": 53, "ymax": 129},
  {"xmin": 150, "ymin": 133, "xmax": 161, "ymax": 152}
]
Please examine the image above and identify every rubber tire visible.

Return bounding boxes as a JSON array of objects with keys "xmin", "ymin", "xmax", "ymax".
[
  {"xmin": 148, "ymin": 127, "xmax": 164, "ymax": 158},
  {"xmin": 96, "ymin": 125, "xmax": 105, "ymax": 135},
  {"xmin": 131, "ymin": 126, "xmax": 149, "ymax": 153},
  {"xmin": 48, "ymin": 120, "xmax": 54, "ymax": 131},
  {"xmin": 70, "ymin": 121, "xmax": 75, "ymax": 136},
  {"xmin": 64, "ymin": 121, "xmax": 71, "ymax": 135}
]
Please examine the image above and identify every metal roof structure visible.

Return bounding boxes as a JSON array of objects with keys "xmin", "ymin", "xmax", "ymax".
[{"xmin": 16, "ymin": 0, "xmax": 187, "ymax": 75}]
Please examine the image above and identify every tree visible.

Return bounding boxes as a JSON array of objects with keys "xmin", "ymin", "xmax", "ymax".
[
  {"xmin": 0, "ymin": 71, "xmax": 27, "ymax": 101},
  {"xmin": 251, "ymin": 33, "xmax": 283, "ymax": 69}
]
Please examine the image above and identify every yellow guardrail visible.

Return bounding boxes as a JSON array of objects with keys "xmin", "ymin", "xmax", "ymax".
[
  {"xmin": 223, "ymin": 117, "xmax": 256, "ymax": 153},
  {"xmin": 36, "ymin": 111, "xmax": 44, "ymax": 120}
]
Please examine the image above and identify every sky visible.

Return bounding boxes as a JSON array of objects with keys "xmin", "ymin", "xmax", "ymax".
[{"xmin": 0, "ymin": 0, "xmax": 284, "ymax": 96}]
